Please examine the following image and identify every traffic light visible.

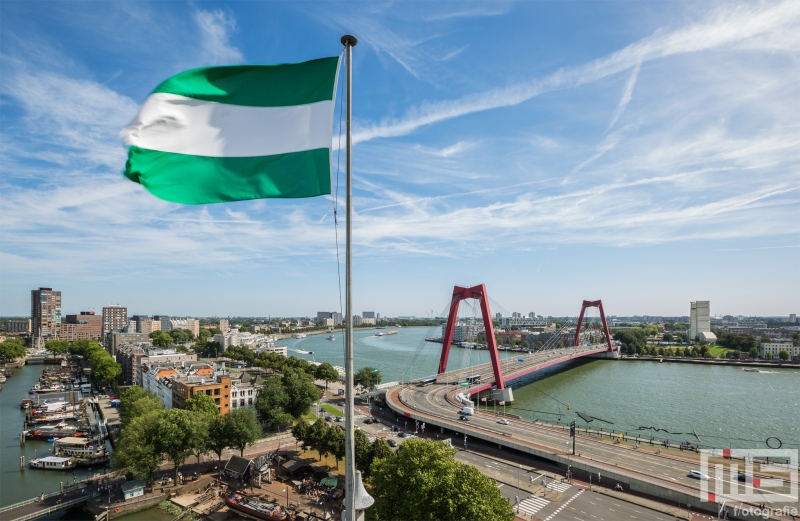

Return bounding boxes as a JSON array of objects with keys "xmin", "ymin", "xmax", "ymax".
[{"xmin": 569, "ymin": 421, "xmax": 576, "ymax": 437}]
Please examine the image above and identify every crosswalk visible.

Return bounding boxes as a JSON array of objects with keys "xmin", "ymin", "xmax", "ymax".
[
  {"xmin": 546, "ymin": 480, "xmax": 571, "ymax": 493},
  {"xmin": 516, "ymin": 496, "xmax": 550, "ymax": 517},
  {"xmin": 541, "ymin": 489, "xmax": 584, "ymax": 521}
]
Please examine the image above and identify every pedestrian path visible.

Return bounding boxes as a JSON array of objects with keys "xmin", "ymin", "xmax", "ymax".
[
  {"xmin": 546, "ymin": 480, "xmax": 571, "ymax": 493},
  {"xmin": 516, "ymin": 495, "xmax": 550, "ymax": 517},
  {"xmin": 541, "ymin": 489, "xmax": 584, "ymax": 521}
]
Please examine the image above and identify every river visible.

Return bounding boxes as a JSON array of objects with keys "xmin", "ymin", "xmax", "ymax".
[{"xmin": 1, "ymin": 326, "xmax": 796, "ymax": 511}]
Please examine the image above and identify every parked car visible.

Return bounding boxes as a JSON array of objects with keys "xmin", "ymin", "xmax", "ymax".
[
  {"xmin": 398, "ymin": 431, "xmax": 406, "ymax": 438},
  {"xmin": 688, "ymin": 470, "xmax": 710, "ymax": 480},
  {"xmin": 497, "ymin": 419, "xmax": 509, "ymax": 425},
  {"xmin": 335, "ymin": 416, "xmax": 344, "ymax": 422},
  {"xmin": 387, "ymin": 439, "xmax": 398, "ymax": 447},
  {"xmin": 325, "ymin": 416, "xmax": 333, "ymax": 422}
]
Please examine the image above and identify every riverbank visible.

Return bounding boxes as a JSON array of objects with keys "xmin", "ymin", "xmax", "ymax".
[{"xmin": 619, "ymin": 355, "xmax": 799, "ymax": 368}]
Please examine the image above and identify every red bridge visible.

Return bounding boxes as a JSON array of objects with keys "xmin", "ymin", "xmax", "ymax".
[{"xmin": 435, "ymin": 284, "xmax": 617, "ymax": 398}]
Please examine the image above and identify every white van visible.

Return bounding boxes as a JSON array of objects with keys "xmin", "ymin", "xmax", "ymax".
[
  {"xmin": 80, "ymin": 384, "xmax": 92, "ymax": 394},
  {"xmin": 459, "ymin": 407, "xmax": 474, "ymax": 416}
]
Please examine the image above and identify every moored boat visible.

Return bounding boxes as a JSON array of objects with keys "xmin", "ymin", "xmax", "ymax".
[
  {"xmin": 225, "ymin": 493, "xmax": 288, "ymax": 521},
  {"xmin": 29, "ymin": 456, "xmax": 77, "ymax": 470},
  {"xmin": 24, "ymin": 422, "xmax": 90, "ymax": 440},
  {"xmin": 742, "ymin": 367, "xmax": 760, "ymax": 372},
  {"xmin": 20, "ymin": 399, "xmax": 34, "ymax": 409},
  {"xmin": 30, "ymin": 383, "xmax": 66, "ymax": 393}
]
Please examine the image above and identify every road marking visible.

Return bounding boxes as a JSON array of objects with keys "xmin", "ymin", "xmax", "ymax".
[
  {"xmin": 547, "ymin": 480, "xmax": 572, "ymax": 493},
  {"xmin": 516, "ymin": 496, "xmax": 550, "ymax": 516}
]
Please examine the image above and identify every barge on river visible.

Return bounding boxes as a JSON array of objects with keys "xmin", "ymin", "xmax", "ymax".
[{"xmin": 225, "ymin": 493, "xmax": 289, "ymax": 521}]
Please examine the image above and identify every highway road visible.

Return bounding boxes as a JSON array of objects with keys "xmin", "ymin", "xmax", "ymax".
[{"xmin": 387, "ymin": 350, "xmax": 799, "ymax": 519}]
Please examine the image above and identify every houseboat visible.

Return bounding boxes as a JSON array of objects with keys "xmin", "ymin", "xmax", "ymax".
[
  {"xmin": 29, "ymin": 456, "xmax": 77, "ymax": 470},
  {"xmin": 24, "ymin": 422, "xmax": 90, "ymax": 440}
]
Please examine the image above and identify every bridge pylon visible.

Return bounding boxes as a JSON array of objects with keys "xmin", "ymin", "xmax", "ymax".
[
  {"xmin": 574, "ymin": 299, "xmax": 614, "ymax": 351},
  {"xmin": 438, "ymin": 284, "xmax": 505, "ymax": 389}
]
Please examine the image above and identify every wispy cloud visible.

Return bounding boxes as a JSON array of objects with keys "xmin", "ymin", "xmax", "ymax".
[
  {"xmin": 194, "ymin": 9, "xmax": 243, "ymax": 65},
  {"xmin": 352, "ymin": 1, "xmax": 800, "ymax": 144},
  {"xmin": 422, "ymin": 4, "xmax": 512, "ymax": 22},
  {"xmin": 607, "ymin": 61, "xmax": 641, "ymax": 131}
]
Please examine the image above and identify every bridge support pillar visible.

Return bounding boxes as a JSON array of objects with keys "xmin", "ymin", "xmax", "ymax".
[{"xmin": 491, "ymin": 387, "xmax": 514, "ymax": 404}]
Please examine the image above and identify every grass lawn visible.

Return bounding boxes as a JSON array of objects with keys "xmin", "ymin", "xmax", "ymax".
[
  {"xmin": 706, "ymin": 345, "xmax": 733, "ymax": 357},
  {"xmin": 322, "ymin": 404, "xmax": 343, "ymax": 417},
  {"xmin": 301, "ymin": 411, "xmax": 317, "ymax": 422}
]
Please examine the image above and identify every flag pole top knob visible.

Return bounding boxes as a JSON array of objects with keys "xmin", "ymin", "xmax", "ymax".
[{"xmin": 341, "ymin": 34, "xmax": 358, "ymax": 46}]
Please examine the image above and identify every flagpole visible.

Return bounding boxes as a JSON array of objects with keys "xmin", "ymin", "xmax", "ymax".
[{"xmin": 342, "ymin": 33, "xmax": 358, "ymax": 521}]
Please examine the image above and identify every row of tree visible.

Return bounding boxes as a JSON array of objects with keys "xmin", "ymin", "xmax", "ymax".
[
  {"xmin": 713, "ymin": 331, "xmax": 759, "ymax": 352},
  {"xmin": 114, "ymin": 387, "xmax": 262, "ymax": 481},
  {"xmin": 45, "ymin": 339, "xmax": 121, "ymax": 386},
  {"xmin": 291, "ymin": 418, "xmax": 393, "ymax": 474}
]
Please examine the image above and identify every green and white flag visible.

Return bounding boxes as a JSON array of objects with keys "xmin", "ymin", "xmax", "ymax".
[{"xmin": 121, "ymin": 57, "xmax": 340, "ymax": 204}]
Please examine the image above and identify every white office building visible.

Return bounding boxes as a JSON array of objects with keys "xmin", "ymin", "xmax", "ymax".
[{"xmin": 690, "ymin": 301, "xmax": 711, "ymax": 340}]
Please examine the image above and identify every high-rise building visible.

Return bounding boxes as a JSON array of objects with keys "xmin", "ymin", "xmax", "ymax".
[
  {"xmin": 362, "ymin": 312, "xmax": 375, "ymax": 319},
  {"xmin": 140, "ymin": 318, "xmax": 161, "ymax": 336},
  {"xmin": 219, "ymin": 319, "xmax": 230, "ymax": 334},
  {"xmin": 102, "ymin": 305, "xmax": 128, "ymax": 334},
  {"xmin": 154, "ymin": 316, "xmax": 172, "ymax": 331},
  {"xmin": 790, "ymin": 314, "xmax": 797, "ymax": 323},
  {"xmin": 690, "ymin": 301, "xmax": 711, "ymax": 340},
  {"xmin": 31, "ymin": 287, "xmax": 62, "ymax": 348}
]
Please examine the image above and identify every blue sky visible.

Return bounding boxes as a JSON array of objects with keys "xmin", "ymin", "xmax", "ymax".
[{"xmin": 1, "ymin": 1, "xmax": 798, "ymax": 318}]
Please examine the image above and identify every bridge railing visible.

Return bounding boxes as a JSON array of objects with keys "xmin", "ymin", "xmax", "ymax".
[
  {"xmin": 3, "ymin": 496, "xmax": 86, "ymax": 521},
  {"xmin": 0, "ymin": 491, "xmax": 63, "ymax": 515}
]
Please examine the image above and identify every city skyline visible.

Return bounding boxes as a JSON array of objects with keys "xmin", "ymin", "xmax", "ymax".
[{"xmin": 1, "ymin": 1, "xmax": 798, "ymax": 317}]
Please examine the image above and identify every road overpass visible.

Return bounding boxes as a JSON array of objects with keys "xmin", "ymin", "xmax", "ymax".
[{"xmin": 386, "ymin": 348, "xmax": 798, "ymax": 521}]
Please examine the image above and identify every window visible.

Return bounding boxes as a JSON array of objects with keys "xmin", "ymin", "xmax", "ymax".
[
  {"xmin": 214, "ymin": 388, "xmax": 220, "ymax": 396},
  {"xmin": 214, "ymin": 398, "xmax": 220, "ymax": 405}
]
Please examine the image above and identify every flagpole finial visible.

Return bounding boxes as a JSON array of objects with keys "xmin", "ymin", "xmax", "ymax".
[{"xmin": 341, "ymin": 34, "xmax": 358, "ymax": 46}]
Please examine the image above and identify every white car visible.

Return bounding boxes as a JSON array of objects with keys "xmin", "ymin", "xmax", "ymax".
[
  {"xmin": 497, "ymin": 419, "xmax": 509, "ymax": 425},
  {"xmin": 688, "ymin": 470, "xmax": 710, "ymax": 480}
]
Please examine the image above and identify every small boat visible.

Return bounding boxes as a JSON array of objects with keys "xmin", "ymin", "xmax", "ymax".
[
  {"xmin": 21, "ymin": 399, "xmax": 35, "ymax": 409},
  {"xmin": 328, "ymin": 334, "xmax": 335, "ymax": 341},
  {"xmin": 29, "ymin": 456, "xmax": 77, "ymax": 470},
  {"xmin": 0, "ymin": 374, "xmax": 6, "ymax": 383},
  {"xmin": 25, "ymin": 423, "xmax": 90, "ymax": 440},
  {"xmin": 225, "ymin": 493, "xmax": 288, "ymax": 521},
  {"xmin": 30, "ymin": 383, "xmax": 66, "ymax": 393},
  {"xmin": 375, "ymin": 330, "xmax": 398, "ymax": 337},
  {"xmin": 292, "ymin": 333, "xmax": 306, "ymax": 339},
  {"xmin": 742, "ymin": 367, "xmax": 760, "ymax": 372}
]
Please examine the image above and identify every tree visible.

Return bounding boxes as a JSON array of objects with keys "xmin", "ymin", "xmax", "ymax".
[
  {"xmin": 272, "ymin": 412, "xmax": 294, "ymax": 431},
  {"xmin": 675, "ymin": 347, "xmax": 684, "ymax": 357},
  {"xmin": 119, "ymin": 388, "xmax": 164, "ymax": 428},
  {"xmin": 765, "ymin": 352, "xmax": 773, "ymax": 360},
  {"xmin": 45, "ymin": 340, "xmax": 70, "ymax": 354},
  {"xmin": 150, "ymin": 331, "xmax": 172, "ymax": 348},
  {"xmin": 369, "ymin": 438, "xmax": 514, "ymax": 521},
  {"xmin": 207, "ymin": 414, "xmax": 233, "ymax": 467},
  {"xmin": 157, "ymin": 408, "xmax": 205, "ymax": 479},
  {"xmin": 228, "ymin": 407, "xmax": 262, "ymax": 456},
  {"xmin": 748, "ymin": 347, "xmax": 759, "ymax": 359},
  {"xmin": 291, "ymin": 419, "xmax": 310, "ymax": 452},
  {"xmin": 168, "ymin": 328, "xmax": 195, "ymax": 344},
  {"xmin": 283, "ymin": 368, "xmax": 320, "ymax": 418},
  {"xmin": 778, "ymin": 350, "xmax": 790, "ymax": 361},
  {"xmin": 326, "ymin": 425, "xmax": 346, "ymax": 468},
  {"xmin": 354, "ymin": 366, "xmax": 382, "ymax": 391},
  {"xmin": 255, "ymin": 376, "xmax": 289, "ymax": 426},
  {"xmin": 662, "ymin": 333, "xmax": 674, "ymax": 342},
  {"xmin": 184, "ymin": 392, "xmax": 219, "ymax": 417},
  {"xmin": 370, "ymin": 438, "xmax": 394, "ymax": 464},
  {"xmin": 729, "ymin": 350, "xmax": 740, "ymax": 359},
  {"xmin": 354, "ymin": 428, "xmax": 373, "ymax": 475},
  {"xmin": 0, "ymin": 337, "xmax": 27, "ymax": 361},
  {"xmin": 315, "ymin": 362, "xmax": 339, "ymax": 391},
  {"xmin": 113, "ymin": 409, "xmax": 164, "ymax": 484},
  {"xmin": 306, "ymin": 417, "xmax": 330, "ymax": 458}
]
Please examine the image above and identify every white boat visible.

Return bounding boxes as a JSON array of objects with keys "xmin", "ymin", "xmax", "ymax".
[
  {"xmin": 742, "ymin": 367, "xmax": 760, "ymax": 372},
  {"xmin": 29, "ymin": 456, "xmax": 77, "ymax": 470},
  {"xmin": 375, "ymin": 331, "xmax": 398, "ymax": 337},
  {"xmin": 54, "ymin": 437, "xmax": 107, "ymax": 458},
  {"xmin": 292, "ymin": 333, "xmax": 306, "ymax": 339},
  {"xmin": 328, "ymin": 334, "xmax": 335, "ymax": 341}
]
